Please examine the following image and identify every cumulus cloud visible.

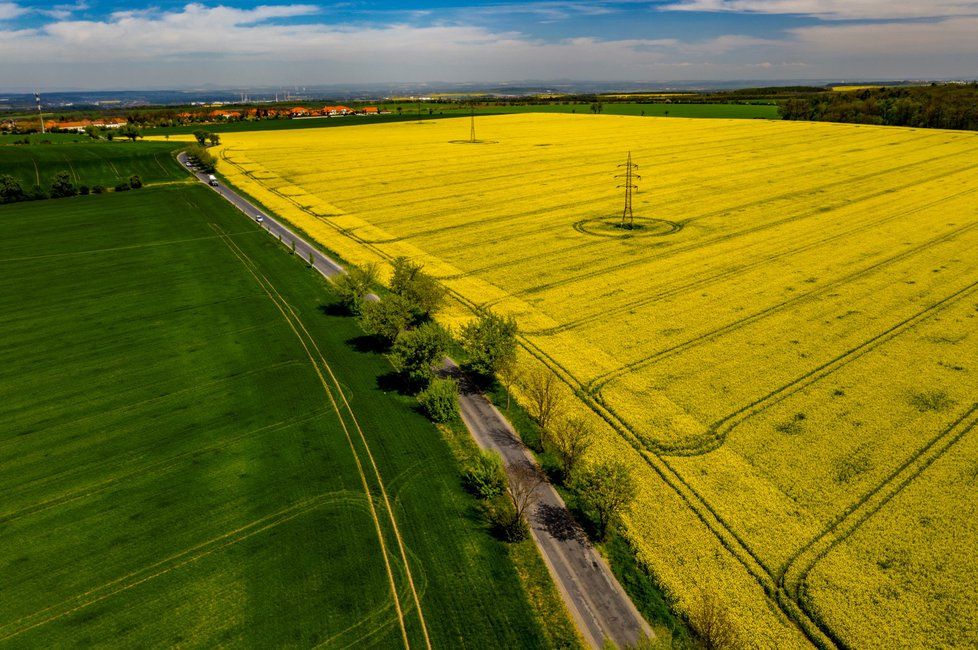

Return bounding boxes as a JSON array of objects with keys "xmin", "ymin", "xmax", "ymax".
[
  {"xmin": 0, "ymin": 1, "xmax": 28, "ymax": 21},
  {"xmin": 0, "ymin": 2, "xmax": 975, "ymax": 88},
  {"xmin": 659, "ymin": 0, "xmax": 978, "ymax": 20}
]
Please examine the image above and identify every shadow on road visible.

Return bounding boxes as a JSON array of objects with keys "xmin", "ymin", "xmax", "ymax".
[{"xmin": 536, "ymin": 503, "xmax": 588, "ymax": 545}]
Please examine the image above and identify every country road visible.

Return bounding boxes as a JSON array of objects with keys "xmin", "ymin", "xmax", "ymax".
[{"xmin": 179, "ymin": 151, "xmax": 652, "ymax": 649}]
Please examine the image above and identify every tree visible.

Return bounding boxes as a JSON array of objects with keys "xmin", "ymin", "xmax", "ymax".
[
  {"xmin": 496, "ymin": 354, "xmax": 518, "ymax": 413},
  {"xmin": 548, "ymin": 416, "xmax": 594, "ymax": 481},
  {"xmin": 573, "ymin": 460, "xmax": 637, "ymax": 540},
  {"xmin": 358, "ymin": 294, "xmax": 413, "ymax": 343},
  {"xmin": 334, "ymin": 262, "xmax": 379, "ymax": 314},
  {"xmin": 459, "ymin": 309, "xmax": 518, "ymax": 379},
  {"xmin": 417, "ymin": 377, "xmax": 459, "ymax": 423},
  {"xmin": 118, "ymin": 125, "xmax": 141, "ymax": 142},
  {"xmin": 520, "ymin": 364, "xmax": 565, "ymax": 437},
  {"xmin": 192, "ymin": 130, "xmax": 209, "ymax": 146},
  {"xmin": 128, "ymin": 174, "xmax": 142, "ymax": 189},
  {"xmin": 498, "ymin": 463, "xmax": 545, "ymax": 541},
  {"xmin": 0, "ymin": 175, "xmax": 26, "ymax": 203},
  {"xmin": 91, "ymin": 184, "xmax": 106, "ymax": 194},
  {"xmin": 463, "ymin": 450, "xmax": 506, "ymax": 499},
  {"xmin": 207, "ymin": 133, "xmax": 221, "ymax": 146},
  {"xmin": 388, "ymin": 321, "xmax": 450, "ymax": 387},
  {"xmin": 49, "ymin": 171, "xmax": 77, "ymax": 199},
  {"xmin": 389, "ymin": 256, "xmax": 445, "ymax": 319},
  {"xmin": 688, "ymin": 591, "xmax": 740, "ymax": 650}
]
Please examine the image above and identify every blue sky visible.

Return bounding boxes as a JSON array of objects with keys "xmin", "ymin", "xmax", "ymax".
[{"xmin": 1, "ymin": 1, "xmax": 976, "ymax": 89}]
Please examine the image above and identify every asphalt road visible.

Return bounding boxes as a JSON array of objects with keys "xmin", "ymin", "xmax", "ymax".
[
  {"xmin": 180, "ymin": 152, "xmax": 652, "ymax": 649},
  {"xmin": 446, "ymin": 361, "xmax": 653, "ymax": 649}
]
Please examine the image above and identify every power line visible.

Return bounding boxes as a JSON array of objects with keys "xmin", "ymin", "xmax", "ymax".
[{"xmin": 615, "ymin": 151, "xmax": 640, "ymax": 228}]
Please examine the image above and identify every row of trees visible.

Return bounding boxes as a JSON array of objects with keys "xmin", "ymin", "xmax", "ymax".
[
  {"xmin": 192, "ymin": 130, "xmax": 221, "ymax": 147},
  {"xmin": 779, "ymin": 84, "xmax": 978, "ymax": 131},
  {"xmin": 332, "ymin": 253, "xmax": 736, "ymax": 648},
  {"xmin": 0, "ymin": 172, "xmax": 142, "ymax": 204},
  {"xmin": 185, "ymin": 144, "xmax": 217, "ymax": 173}
]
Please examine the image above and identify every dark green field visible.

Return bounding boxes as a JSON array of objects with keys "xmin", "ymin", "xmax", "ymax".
[
  {"xmin": 0, "ymin": 133, "xmax": 91, "ymax": 144},
  {"xmin": 0, "ymin": 141, "xmax": 183, "ymax": 189},
  {"xmin": 144, "ymin": 101, "xmax": 778, "ymax": 136},
  {"xmin": 0, "ymin": 185, "xmax": 568, "ymax": 647}
]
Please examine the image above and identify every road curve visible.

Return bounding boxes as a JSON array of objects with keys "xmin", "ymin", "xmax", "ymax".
[{"xmin": 179, "ymin": 151, "xmax": 652, "ymax": 649}]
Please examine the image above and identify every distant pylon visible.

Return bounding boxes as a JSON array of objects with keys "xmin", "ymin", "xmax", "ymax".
[
  {"xmin": 35, "ymin": 91, "xmax": 44, "ymax": 134},
  {"xmin": 616, "ymin": 151, "xmax": 640, "ymax": 228},
  {"xmin": 470, "ymin": 104, "xmax": 476, "ymax": 142}
]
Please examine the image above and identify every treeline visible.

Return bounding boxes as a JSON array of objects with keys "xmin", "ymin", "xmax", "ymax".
[
  {"xmin": 779, "ymin": 84, "xmax": 978, "ymax": 131},
  {"xmin": 1, "ymin": 172, "xmax": 143, "ymax": 204}
]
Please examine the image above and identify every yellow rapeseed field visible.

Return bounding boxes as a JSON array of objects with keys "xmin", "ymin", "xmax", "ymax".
[{"xmin": 217, "ymin": 114, "xmax": 978, "ymax": 648}]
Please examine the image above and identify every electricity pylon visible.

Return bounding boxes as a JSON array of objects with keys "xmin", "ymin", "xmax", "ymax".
[
  {"xmin": 616, "ymin": 151, "xmax": 640, "ymax": 228},
  {"xmin": 469, "ymin": 105, "xmax": 477, "ymax": 142},
  {"xmin": 35, "ymin": 91, "xmax": 45, "ymax": 134}
]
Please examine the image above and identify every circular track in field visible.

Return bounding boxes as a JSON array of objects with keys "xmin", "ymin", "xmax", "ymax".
[
  {"xmin": 448, "ymin": 139, "xmax": 499, "ymax": 145},
  {"xmin": 573, "ymin": 217, "xmax": 683, "ymax": 239}
]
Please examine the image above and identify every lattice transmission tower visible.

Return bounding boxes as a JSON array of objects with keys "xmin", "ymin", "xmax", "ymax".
[
  {"xmin": 469, "ymin": 104, "xmax": 477, "ymax": 143},
  {"xmin": 35, "ymin": 92, "xmax": 45, "ymax": 134},
  {"xmin": 616, "ymin": 151, "xmax": 640, "ymax": 228}
]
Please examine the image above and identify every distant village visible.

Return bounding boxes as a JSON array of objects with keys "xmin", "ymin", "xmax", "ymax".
[{"xmin": 1, "ymin": 104, "xmax": 388, "ymax": 134}]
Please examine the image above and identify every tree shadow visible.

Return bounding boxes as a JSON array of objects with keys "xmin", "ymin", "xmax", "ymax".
[
  {"xmin": 346, "ymin": 334, "xmax": 387, "ymax": 354},
  {"xmin": 535, "ymin": 503, "xmax": 587, "ymax": 545},
  {"xmin": 319, "ymin": 302, "xmax": 352, "ymax": 317},
  {"xmin": 376, "ymin": 371, "xmax": 420, "ymax": 396}
]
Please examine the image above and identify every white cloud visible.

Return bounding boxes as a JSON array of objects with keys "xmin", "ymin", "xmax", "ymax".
[
  {"xmin": 0, "ymin": 1, "xmax": 27, "ymax": 21},
  {"xmin": 790, "ymin": 15, "xmax": 978, "ymax": 54},
  {"xmin": 0, "ymin": 2, "xmax": 976, "ymax": 88},
  {"xmin": 659, "ymin": 0, "xmax": 978, "ymax": 20}
]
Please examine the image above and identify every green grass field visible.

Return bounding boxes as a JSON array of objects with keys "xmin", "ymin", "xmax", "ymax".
[
  {"xmin": 0, "ymin": 141, "xmax": 183, "ymax": 189},
  {"xmin": 143, "ymin": 101, "xmax": 778, "ymax": 136},
  {"xmin": 0, "ymin": 185, "xmax": 571, "ymax": 647},
  {"xmin": 0, "ymin": 133, "xmax": 93, "ymax": 144}
]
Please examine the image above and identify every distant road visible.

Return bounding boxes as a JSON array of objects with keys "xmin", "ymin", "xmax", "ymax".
[{"xmin": 179, "ymin": 151, "xmax": 652, "ymax": 649}]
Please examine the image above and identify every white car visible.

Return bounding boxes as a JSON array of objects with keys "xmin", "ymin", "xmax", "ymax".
[{"xmin": 256, "ymin": 215, "xmax": 265, "ymax": 223}]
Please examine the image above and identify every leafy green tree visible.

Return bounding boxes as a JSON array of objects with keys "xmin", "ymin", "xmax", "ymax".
[
  {"xmin": 459, "ymin": 309, "xmax": 518, "ymax": 378},
  {"xmin": 417, "ymin": 377, "xmax": 459, "ymax": 423},
  {"xmin": 118, "ymin": 125, "xmax": 141, "ymax": 142},
  {"xmin": 388, "ymin": 321, "xmax": 450, "ymax": 386},
  {"xmin": 358, "ymin": 295, "xmax": 413, "ymax": 343},
  {"xmin": 29, "ymin": 185, "xmax": 48, "ymax": 200},
  {"xmin": 334, "ymin": 262, "xmax": 379, "ymax": 314},
  {"xmin": 91, "ymin": 184, "xmax": 106, "ymax": 194},
  {"xmin": 49, "ymin": 171, "xmax": 77, "ymax": 198},
  {"xmin": 192, "ymin": 130, "xmax": 209, "ymax": 146},
  {"xmin": 0, "ymin": 175, "xmax": 26, "ymax": 203},
  {"xmin": 463, "ymin": 450, "xmax": 506, "ymax": 500},
  {"xmin": 389, "ymin": 256, "xmax": 445, "ymax": 319},
  {"xmin": 573, "ymin": 460, "xmax": 637, "ymax": 540},
  {"xmin": 128, "ymin": 174, "xmax": 142, "ymax": 189},
  {"xmin": 207, "ymin": 133, "xmax": 221, "ymax": 146}
]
